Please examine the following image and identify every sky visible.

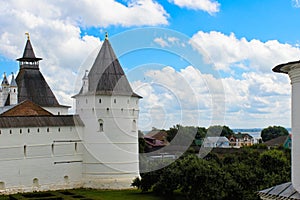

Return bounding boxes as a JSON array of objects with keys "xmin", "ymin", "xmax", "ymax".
[{"xmin": 0, "ymin": 0, "xmax": 300, "ymax": 130}]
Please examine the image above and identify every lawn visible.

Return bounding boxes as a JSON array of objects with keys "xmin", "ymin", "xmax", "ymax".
[{"xmin": 0, "ymin": 189, "xmax": 185, "ymax": 200}]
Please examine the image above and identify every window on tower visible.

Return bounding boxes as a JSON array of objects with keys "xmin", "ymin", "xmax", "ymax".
[
  {"xmin": 132, "ymin": 120, "xmax": 137, "ymax": 131},
  {"xmin": 98, "ymin": 119, "xmax": 104, "ymax": 132}
]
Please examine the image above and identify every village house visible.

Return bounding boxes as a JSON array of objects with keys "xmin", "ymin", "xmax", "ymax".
[{"xmin": 228, "ymin": 133, "xmax": 254, "ymax": 148}]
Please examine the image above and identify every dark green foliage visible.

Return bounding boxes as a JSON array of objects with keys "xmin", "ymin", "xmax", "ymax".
[
  {"xmin": 134, "ymin": 148, "xmax": 291, "ymax": 200},
  {"xmin": 261, "ymin": 126, "xmax": 289, "ymax": 142},
  {"xmin": 207, "ymin": 125, "xmax": 234, "ymax": 137},
  {"xmin": 166, "ymin": 124, "xmax": 180, "ymax": 142},
  {"xmin": 138, "ymin": 130, "xmax": 146, "ymax": 153}
]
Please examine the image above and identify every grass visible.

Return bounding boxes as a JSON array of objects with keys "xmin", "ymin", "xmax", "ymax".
[{"xmin": 0, "ymin": 189, "xmax": 186, "ymax": 200}]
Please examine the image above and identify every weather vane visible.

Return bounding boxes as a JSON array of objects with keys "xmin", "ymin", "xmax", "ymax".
[{"xmin": 25, "ymin": 32, "xmax": 30, "ymax": 40}]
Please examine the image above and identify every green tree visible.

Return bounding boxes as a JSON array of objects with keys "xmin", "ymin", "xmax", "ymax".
[
  {"xmin": 138, "ymin": 130, "xmax": 146, "ymax": 153},
  {"xmin": 207, "ymin": 125, "xmax": 234, "ymax": 137},
  {"xmin": 261, "ymin": 126, "xmax": 289, "ymax": 142}
]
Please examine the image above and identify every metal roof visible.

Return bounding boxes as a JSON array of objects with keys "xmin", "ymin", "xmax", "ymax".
[
  {"xmin": 0, "ymin": 100, "xmax": 53, "ymax": 117},
  {"xmin": 1, "ymin": 73, "xmax": 9, "ymax": 85},
  {"xmin": 16, "ymin": 68, "xmax": 63, "ymax": 107},
  {"xmin": 273, "ymin": 60, "xmax": 300, "ymax": 74},
  {"xmin": 10, "ymin": 74, "xmax": 17, "ymax": 87},
  {"xmin": 258, "ymin": 182, "xmax": 300, "ymax": 200},
  {"xmin": 77, "ymin": 38, "xmax": 141, "ymax": 98},
  {"xmin": 0, "ymin": 115, "xmax": 84, "ymax": 128},
  {"xmin": 15, "ymin": 37, "xmax": 67, "ymax": 107},
  {"xmin": 16, "ymin": 39, "xmax": 42, "ymax": 62}
]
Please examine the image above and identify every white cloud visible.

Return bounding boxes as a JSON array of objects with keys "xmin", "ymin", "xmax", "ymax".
[
  {"xmin": 292, "ymin": 0, "xmax": 300, "ymax": 8},
  {"xmin": 153, "ymin": 36, "xmax": 185, "ymax": 48},
  {"xmin": 190, "ymin": 31, "xmax": 300, "ymax": 73},
  {"xmin": 168, "ymin": 0, "xmax": 220, "ymax": 14},
  {"xmin": 132, "ymin": 65, "xmax": 291, "ymax": 130},
  {"xmin": 154, "ymin": 37, "xmax": 169, "ymax": 47},
  {"xmin": 0, "ymin": 0, "xmax": 169, "ymax": 107}
]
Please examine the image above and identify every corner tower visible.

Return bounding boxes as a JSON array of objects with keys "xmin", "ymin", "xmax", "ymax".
[{"xmin": 74, "ymin": 35, "xmax": 142, "ymax": 188}]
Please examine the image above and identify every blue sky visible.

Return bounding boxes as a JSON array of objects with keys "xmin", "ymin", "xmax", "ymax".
[{"xmin": 0, "ymin": 0, "xmax": 300, "ymax": 129}]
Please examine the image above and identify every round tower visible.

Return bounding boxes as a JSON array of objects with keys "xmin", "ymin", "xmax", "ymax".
[
  {"xmin": 74, "ymin": 36, "xmax": 142, "ymax": 188},
  {"xmin": 273, "ymin": 61, "xmax": 300, "ymax": 193}
]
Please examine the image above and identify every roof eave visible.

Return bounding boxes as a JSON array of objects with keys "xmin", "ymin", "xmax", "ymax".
[{"xmin": 273, "ymin": 60, "xmax": 300, "ymax": 74}]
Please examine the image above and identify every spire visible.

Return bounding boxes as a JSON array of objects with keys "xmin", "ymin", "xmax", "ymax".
[
  {"xmin": 17, "ymin": 33, "xmax": 42, "ymax": 63},
  {"xmin": 10, "ymin": 73, "xmax": 17, "ymax": 87},
  {"xmin": 15, "ymin": 34, "xmax": 61, "ymax": 107},
  {"xmin": 1, "ymin": 73, "xmax": 9, "ymax": 86},
  {"xmin": 84, "ymin": 35, "xmax": 141, "ymax": 98}
]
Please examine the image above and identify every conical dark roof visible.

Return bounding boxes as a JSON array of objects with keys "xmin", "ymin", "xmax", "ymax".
[
  {"xmin": 16, "ymin": 37, "xmax": 65, "ymax": 107},
  {"xmin": 17, "ymin": 39, "xmax": 42, "ymax": 62},
  {"xmin": 16, "ymin": 69, "xmax": 61, "ymax": 107},
  {"xmin": 10, "ymin": 74, "xmax": 17, "ymax": 87},
  {"xmin": 1, "ymin": 73, "xmax": 9, "ymax": 85},
  {"xmin": 84, "ymin": 38, "xmax": 141, "ymax": 98}
]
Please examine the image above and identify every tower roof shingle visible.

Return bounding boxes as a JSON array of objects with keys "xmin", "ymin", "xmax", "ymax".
[{"xmin": 78, "ymin": 38, "xmax": 141, "ymax": 98}]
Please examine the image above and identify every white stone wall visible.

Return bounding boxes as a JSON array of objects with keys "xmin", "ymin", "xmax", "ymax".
[
  {"xmin": 43, "ymin": 107, "xmax": 69, "ymax": 115},
  {"xmin": 0, "ymin": 126, "xmax": 84, "ymax": 194},
  {"xmin": 75, "ymin": 95, "xmax": 140, "ymax": 189},
  {"xmin": 288, "ymin": 65, "xmax": 300, "ymax": 193}
]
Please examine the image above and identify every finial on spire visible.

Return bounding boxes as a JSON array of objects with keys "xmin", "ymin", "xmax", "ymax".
[
  {"xmin": 25, "ymin": 32, "xmax": 30, "ymax": 40},
  {"xmin": 105, "ymin": 32, "xmax": 108, "ymax": 40}
]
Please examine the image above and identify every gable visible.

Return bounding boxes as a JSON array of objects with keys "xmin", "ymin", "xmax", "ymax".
[{"xmin": 0, "ymin": 100, "xmax": 53, "ymax": 117}]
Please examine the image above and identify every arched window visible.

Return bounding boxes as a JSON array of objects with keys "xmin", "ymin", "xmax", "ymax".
[
  {"xmin": 24, "ymin": 145, "xmax": 27, "ymax": 157},
  {"xmin": 33, "ymin": 178, "xmax": 39, "ymax": 187},
  {"xmin": 132, "ymin": 120, "xmax": 137, "ymax": 131},
  {"xmin": 75, "ymin": 142, "xmax": 78, "ymax": 152},
  {"xmin": 64, "ymin": 175, "xmax": 69, "ymax": 184},
  {"xmin": 51, "ymin": 143, "xmax": 54, "ymax": 155},
  {"xmin": 98, "ymin": 119, "xmax": 104, "ymax": 132}
]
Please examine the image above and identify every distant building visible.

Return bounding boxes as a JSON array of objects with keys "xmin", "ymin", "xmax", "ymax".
[
  {"xmin": 228, "ymin": 133, "xmax": 254, "ymax": 148},
  {"xmin": 264, "ymin": 134, "xmax": 292, "ymax": 149},
  {"xmin": 146, "ymin": 129, "xmax": 169, "ymax": 145},
  {"xmin": 144, "ymin": 135, "xmax": 167, "ymax": 152},
  {"xmin": 203, "ymin": 136, "xmax": 230, "ymax": 148}
]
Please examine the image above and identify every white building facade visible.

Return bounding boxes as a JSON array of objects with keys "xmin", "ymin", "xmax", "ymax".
[{"xmin": 0, "ymin": 35, "xmax": 141, "ymax": 194}]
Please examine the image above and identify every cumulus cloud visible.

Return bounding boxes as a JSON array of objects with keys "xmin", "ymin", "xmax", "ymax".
[
  {"xmin": 132, "ymin": 65, "xmax": 291, "ymax": 130},
  {"xmin": 168, "ymin": 0, "xmax": 220, "ymax": 14},
  {"xmin": 0, "ymin": 0, "xmax": 169, "ymax": 107},
  {"xmin": 190, "ymin": 31, "xmax": 300, "ymax": 73}
]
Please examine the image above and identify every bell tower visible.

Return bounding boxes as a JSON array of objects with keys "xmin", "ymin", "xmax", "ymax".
[{"xmin": 16, "ymin": 33, "xmax": 69, "ymax": 114}]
